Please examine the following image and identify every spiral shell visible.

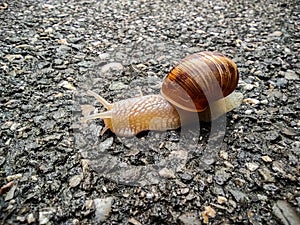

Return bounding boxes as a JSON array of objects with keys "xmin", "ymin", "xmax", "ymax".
[{"xmin": 161, "ymin": 51, "xmax": 239, "ymax": 112}]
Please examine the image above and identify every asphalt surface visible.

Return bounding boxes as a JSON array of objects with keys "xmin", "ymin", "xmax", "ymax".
[{"xmin": 0, "ymin": 0, "xmax": 299, "ymax": 224}]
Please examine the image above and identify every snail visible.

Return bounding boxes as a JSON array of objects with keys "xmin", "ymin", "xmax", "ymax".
[{"xmin": 81, "ymin": 51, "xmax": 243, "ymax": 137}]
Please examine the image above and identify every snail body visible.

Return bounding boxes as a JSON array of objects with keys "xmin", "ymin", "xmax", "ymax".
[{"xmin": 81, "ymin": 51, "xmax": 243, "ymax": 137}]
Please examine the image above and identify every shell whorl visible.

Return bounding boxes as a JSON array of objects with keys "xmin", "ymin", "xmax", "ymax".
[{"xmin": 161, "ymin": 51, "xmax": 239, "ymax": 112}]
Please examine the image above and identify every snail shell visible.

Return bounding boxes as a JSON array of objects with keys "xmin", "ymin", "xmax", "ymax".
[{"xmin": 161, "ymin": 51, "xmax": 239, "ymax": 112}]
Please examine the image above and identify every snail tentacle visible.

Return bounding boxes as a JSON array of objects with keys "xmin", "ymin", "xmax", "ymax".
[
  {"xmin": 87, "ymin": 90, "xmax": 113, "ymax": 110},
  {"xmin": 80, "ymin": 111, "xmax": 113, "ymax": 123}
]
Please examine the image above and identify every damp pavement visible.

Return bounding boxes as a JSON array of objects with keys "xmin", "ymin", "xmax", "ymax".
[{"xmin": 0, "ymin": 0, "xmax": 299, "ymax": 224}]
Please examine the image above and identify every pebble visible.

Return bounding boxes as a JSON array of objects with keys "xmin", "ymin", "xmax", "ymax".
[
  {"xmin": 243, "ymin": 98, "xmax": 260, "ymax": 105},
  {"xmin": 258, "ymin": 167, "xmax": 275, "ymax": 182},
  {"xmin": 276, "ymin": 78, "xmax": 288, "ymax": 88},
  {"xmin": 94, "ymin": 197, "xmax": 114, "ymax": 222},
  {"xmin": 214, "ymin": 168, "xmax": 231, "ymax": 185},
  {"xmin": 158, "ymin": 168, "xmax": 176, "ymax": 179},
  {"xmin": 263, "ymin": 184, "xmax": 279, "ymax": 192},
  {"xmin": 99, "ymin": 53, "xmax": 110, "ymax": 59},
  {"xmin": 265, "ymin": 131, "xmax": 280, "ymax": 142},
  {"xmin": 6, "ymin": 173, "xmax": 23, "ymax": 181},
  {"xmin": 272, "ymin": 200, "xmax": 300, "ymax": 225},
  {"xmin": 201, "ymin": 206, "xmax": 216, "ymax": 224},
  {"xmin": 219, "ymin": 150, "xmax": 228, "ymax": 160},
  {"xmin": 178, "ymin": 212, "xmax": 201, "ymax": 225},
  {"xmin": 244, "ymin": 109, "xmax": 253, "ymax": 115},
  {"xmin": 245, "ymin": 162, "xmax": 259, "ymax": 171},
  {"xmin": 101, "ymin": 62, "xmax": 124, "ymax": 73},
  {"xmin": 109, "ymin": 82, "xmax": 128, "ymax": 90},
  {"xmin": 270, "ymin": 31, "xmax": 282, "ymax": 37},
  {"xmin": 261, "ymin": 155, "xmax": 272, "ymax": 162},
  {"xmin": 17, "ymin": 216, "xmax": 26, "ymax": 222},
  {"xmin": 229, "ymin": 189, "xmax": 249, "ymax": 203},
  {"xmin": 59, "ymin": 80, "xmax": 76, "ymax": 91},
  {"xmin": 27, "ymin": 213, "xmax": 35, "ymax": 224},
  {"xmin": 39, "ymin": 208, "xmax": 56, "ymax": 225},
  {"xmin": 179, "ymin": 172, "xmax": 193, "ymax": 182},
  {"xmin": 5, "ymin": 183, "xmax": 17, "ymax": 201},
  {"xmin": 128, "ymin": 217, "xmax": 143, "ymax": 225},
  {"xmin": 260, "ymin": 99, "xmax": 269, "ymax": 105},
  {"xmin": 69, "ymin": 174, "xmax": 83, "ymax": 188},
  {"xmin": 5, "ymin": 54, "xmax": 24, "ymax": 61},
  {"xmin": 272, "ymin": 161, "xmax": 285, "ymax": 174},
  {"xmin": 280, "ymin": 70, "xmax": 299, "ymax": 80},
  {"xmin": 99, "ymin": 137, "xmax": 114, "ymax": 152},
  {"xmin": 242, "ymin": 83, "xmax": 256, "ymax": 90},
  {"xmin": 217, "ymin": 196, "xmax": 227, "ymax": 204}
]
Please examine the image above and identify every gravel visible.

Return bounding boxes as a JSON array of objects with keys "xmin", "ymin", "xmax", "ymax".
[{"xmin": 1, "ymin": 0, "xmax": 299, "ymax": 224}]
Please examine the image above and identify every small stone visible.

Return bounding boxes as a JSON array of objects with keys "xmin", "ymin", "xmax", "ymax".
[
  {"xmin": 242, "ymin": 83, "xmax": 255, "ymax": 91},
  {"xmin": 272, "ymin": 200, "xmax": 300, "ymax": 225},
  {"xmin": 5, "ymin": 183, "xmax": 17, "ymax": 201},
  {"xmin": 128, "ymin": 217, "xmax": 143, "ymax": 225},
  {"xmin": 98, "ymin": 137, "xmax": 113, "ymax": 152},
  {"xmin": 229, "ymin": 189, "xmax": 249, "ymax": 203},
  {"xmin": 260, "ymin": 99, "xmax": 269, "ymax": 105},
  {"xmin": 59, "ymin": 81, "xmax": 76, "ymax": 91},
  {"xmin": 258, "ymin": 167, "xmax": 275, "ymax": 182},
  {"xmin": 178, "ymin": 212, "xmax": 201, "ymax": 225},
  {"xmin": 10, "ymin": 122, "xmax": 21, "ymax": 131},
  {"xmin": 39, "ymin": 208, "xmax": 56, "ymax": 225},
  {"xmin": 245, "ymin": 109, "xmax": 253, "ymax": 115},
  {"xmin": 27, "ymin": 213, "xmax": 35, "ymax": 224},
  {"xmin": 281, "ymin": 70, "xmax": 299, "ymax": 80},
  {"xmin": 202, "ymin": 206, "xmax": 216, "ymax": 224},
  {"xmin": 146, "ymin": 192, "xmax": 154, "ymax": 199},
  {"xmin": 272, "ymin": 161, "xmax": 286, "ymax": 175},
  {"xmin": 243, "ymin": 98, "xmax": 260, "ymax": 105},
  {"xmin": 109, "ymin": 82, "xmax": 128, "ymax": 90},
  {"xmin": 85, "ymin": 199, "xmax": 94, "ymax": 210},
  {"xmin": 223, "ymin": 161, "xmax": 234, "ymax": 168},
  {"xmin": 263, "ymin": 184, "xmax": 279, "ymax": 192},
  {"xmin": 57, "ymin": 39, "xmax": 69, "ymax": 45},
  {"xmin": 179, "ymin": 172, "xmax": 193, "ymax": 182},
  {"xmin": 271, "ymin": 31, "xmax": 282, "ymax": 37},
  {"xmin": 276, "ymin": 78, "xmax": 288, "ymax": 88},
  {"xmin": 180, "ymin": 188, "xmax": 190, "ymax": 195},
  {"xmin": 214, "ymin": 168, "xmax": 231, "ymax": 185},
  {"xmin": 219, "ymin": 150, "xmax": 228, "ymax": 160},
  {"xmin": 261, "ymin": 155, "xmax": 272, "ymax": 162},
  {"xmin": 16, "ymin": 216, "xmax": 26, "ymax": 222},
  {"xmin": 281, "ymin": 127, "xmax": 297, "ymax": 136},
  {"xmin": 5, "ymin": 54, "xmax": 24, "ymax": 61},
  {"xmin": 265, "ymin": 131, "xmax": 280, "ymax": 142},
  {"xmin": 94, "ymin": 197, "xmax": 114, "ymax": 222},
  {"xmin": 217, "ymin": 196, "xmax": 227, "ymax": 204},
  {"xmin": 72, "ymin": 219, "xmax": 80, "ymax": 225},
  {"xmin": 257, "ymin": 194, "xmax": 268, "ymax": 201},
  {"xmin": 6, "ymin": 173, "xmax": 23, "ymax": 181},
  {"xmin": 101, "ymin": 62, "xmax": 123, "ymax": 73},
  {"xmin": 69, "ymin": 174, "xmax": 83, "ymax": 188},
  {"xmin": 245, "ymin": 162, "xmax": 259, "ymax": 171},
  {"xmin": 158, "ymin": 168, "xmax": 176, "ymax": 179},
  {"xmin": 99, "ymin": 53, "xmax": 110, "ymax": 59}
]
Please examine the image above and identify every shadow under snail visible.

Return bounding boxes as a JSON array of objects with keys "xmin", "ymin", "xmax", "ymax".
[{"xmin": 81, "ymin": 51, "xmax": 243, "ymax": 137}]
